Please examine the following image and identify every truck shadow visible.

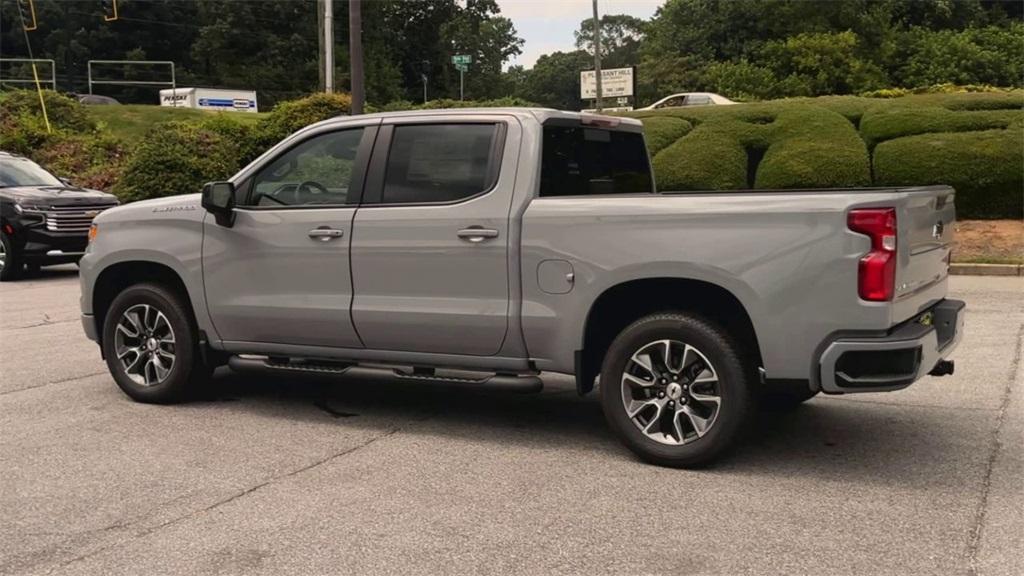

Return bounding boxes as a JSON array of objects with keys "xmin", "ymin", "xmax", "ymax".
[
  {"xmin": 17, "ymin": 265, "xmax": 79, "ymax": 281},
  {"xmin": 198, "ymin": 369, "xmax": 978, "ymax": 487}
]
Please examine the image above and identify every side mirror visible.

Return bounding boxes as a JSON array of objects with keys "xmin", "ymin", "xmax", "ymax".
[
  {"xmin": 201, "ymin": 181, "xmax": 236, "ymax": 227},
  {"xmin": 58, "ymin": 176, "xmax": 74, "ymax": 187}
]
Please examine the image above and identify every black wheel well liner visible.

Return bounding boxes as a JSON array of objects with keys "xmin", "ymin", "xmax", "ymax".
[
  {"xmin": 92, "ymin": 261, "xmax": 195, "ymax": 349},
  {"xmin": 576, "ymin": 278, "xmax": 763, "ymax": 395}
]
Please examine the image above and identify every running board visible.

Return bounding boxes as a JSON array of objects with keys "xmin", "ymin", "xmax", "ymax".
[
  {"xmin": 227, "ymin": 355, "xmax": 543, "ymax": 393},
  {"xmin": 391, "ymin": 369, "xmax": 542, "ymax": 393}
]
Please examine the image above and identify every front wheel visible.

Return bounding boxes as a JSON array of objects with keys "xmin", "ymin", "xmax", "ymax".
[
  {"xmin": 101, "ymin": 283, "xmax": 210, "ymax": 404},
  {"xmin": 600, "ymin": 313, "xmax": 754, "ymax": 468},
  {"xmin": 0, "ymin": 231, "xmax": 22, "ymax": 281}
]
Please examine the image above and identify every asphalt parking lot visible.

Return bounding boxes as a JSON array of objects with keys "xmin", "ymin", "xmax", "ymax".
[{"xmin": 1, "ymin": 268, "xmax": 1020, "ymax": 576}]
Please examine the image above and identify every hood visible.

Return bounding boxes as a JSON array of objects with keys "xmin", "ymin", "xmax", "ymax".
[
  {"xmin": 95, "ymin": 193, "xmax": 203, "ymax": 224},
  {"xmin": 1, "ymin": 185, "xmax": 118, "ymax": 206}
]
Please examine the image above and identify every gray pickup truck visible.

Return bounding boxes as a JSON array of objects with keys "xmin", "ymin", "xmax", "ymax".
[{"xmin": 79, "ymin": 108, "xmax": 964, "ymax": 466}]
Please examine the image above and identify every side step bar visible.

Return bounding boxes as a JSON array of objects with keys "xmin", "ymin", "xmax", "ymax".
[{"xmin": 227, "ymin": 355, "xmax": 543, "ymax": 393}]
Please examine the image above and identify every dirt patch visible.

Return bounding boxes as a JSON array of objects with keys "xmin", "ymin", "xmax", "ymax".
[{"xmin": 953, "ymin": 220, "xmax": 1024, "ymax": 264}]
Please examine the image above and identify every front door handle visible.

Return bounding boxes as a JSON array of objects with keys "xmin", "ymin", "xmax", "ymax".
[
  {"xmin": 457, "ymin": 227, "xmax": 499, "ymax": 243},
  {"xmin": 308, "ymin": 227, "xmax": 344, "ymax": 241}
]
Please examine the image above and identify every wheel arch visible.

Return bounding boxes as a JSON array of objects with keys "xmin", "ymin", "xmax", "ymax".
[
  {"xmin": 92, "ymin": 261, "xmax": 197, "ymax": 350},
  {"xmin": 577, "ymin": 277, "xmax": 764, "ymax": 395}
]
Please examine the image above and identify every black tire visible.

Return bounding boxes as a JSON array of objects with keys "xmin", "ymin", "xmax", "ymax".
[
  {"xmin": 600, "ymin": 313, "xmax": 754, "ymax": 468},
  {"xmin": 0, "ymin": 231, "xmax": 22, "ymax": 281},
  {"xmin": 101, "ymin": 283, "xmax": 209, "ymax": 404},
  {"xmin": 758, "ymin": 382, "xmax": 818, "ymax": 411}
]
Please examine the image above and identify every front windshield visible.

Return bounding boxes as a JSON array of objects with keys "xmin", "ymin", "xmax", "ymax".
[{"xmin": 0, "ymin": 157, "xmax": 63, "ymax": 188}]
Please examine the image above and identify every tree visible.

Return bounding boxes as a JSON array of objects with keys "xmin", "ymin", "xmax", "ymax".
[
  {"xmin": 517, "ymin": 50, "xmax": 592, "ymax": 110},
  {"xmin": 440, "ymin": 0, "xmax": 523, "ymax": 99},
  {"xmin": 574, "ymin": 14, "xmax": 646, "ymax": 67}
]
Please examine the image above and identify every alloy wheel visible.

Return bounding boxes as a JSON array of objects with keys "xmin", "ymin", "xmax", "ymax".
[
  {"xmin": 114, "ymin": 304, "xmax": 177, "ymax": 387},
  {"xmin": 620, "ymin": 339, "xmax": 722, "ymax": 445}
]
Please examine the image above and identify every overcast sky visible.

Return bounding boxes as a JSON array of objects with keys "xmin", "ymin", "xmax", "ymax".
[{"xmin": 496, "ymin": 0, "xmax": 665, "ymax": 69}]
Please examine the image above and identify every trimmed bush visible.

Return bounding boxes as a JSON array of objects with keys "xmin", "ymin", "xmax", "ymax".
[
  {"xmin": 755, "ymin": 107, "xmax": 870, "ymax": 188},
  {"xmin": 653, "ymin": 127, "xmax": 749, "ymax": 190},
  {"xmin": 257, "ymin": 92, "xmax": 352, "ymax": 146},
  {"xmin": 874, "ymin": 128, "xmax": 1023, "ymax": 219},
  {"xmin": 632, "ymin": 91, "xmax": 1022, "ymax": 217},
  {"xmin": 33, "ymin": 133, "xmax": 127, "ymax": 191},
  {"xmin": 115, "ymin": 122, "xmax": 244, "ymax": 203},
  {"xmin": 642, "ymin": 102, "xmax": 869, "ymax": 191},
  {"xmin": 640, "ymin": 116, "xmax": 693, "ymax": 155},
  {"xmin": 859, "ymin": 107, "xmax": 1021, "ymax": 147}
]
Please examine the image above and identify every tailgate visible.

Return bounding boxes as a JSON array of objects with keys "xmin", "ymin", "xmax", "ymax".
[{"xmin": 894, "ymin": 185, "xmax": 955, "ymax": 315}]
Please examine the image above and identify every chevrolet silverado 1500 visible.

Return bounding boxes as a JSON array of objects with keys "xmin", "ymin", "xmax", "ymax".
[{"xmin": 79, "ymin": 109, "xmax": 963, "ymax": 466}]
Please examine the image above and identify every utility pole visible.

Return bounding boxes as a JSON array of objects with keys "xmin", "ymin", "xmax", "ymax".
[
  {"xmin": 324, "ymin": 0, "xmax": 334, "ymax": 93},
  {"xmin": 592, "ymin": 0, "xmax": 603, "ymax": 112},
  {"xmin": 421, "ymin": 60, "xmax": 430, "ymax": 104},
  {"xmin": 349, "ymin": 0, "xmax": 365, "ymax": 114},
  {"xmin": 317, "ymin": 0, "xmax": 325, "ymax": 91}
]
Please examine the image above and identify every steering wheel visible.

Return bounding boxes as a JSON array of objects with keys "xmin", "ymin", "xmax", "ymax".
[{"xmin": 297, "ymin": 180, "xmax": 329, "ymax": 196}]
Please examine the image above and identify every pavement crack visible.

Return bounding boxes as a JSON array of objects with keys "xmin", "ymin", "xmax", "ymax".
[
  {"xmin": 50, "ymin": 428, "xmax": 399, "ymax": 573},
  {"xmin": 0, "ymin": 371, "xmax": 107, "ymax": 397},
  {"xmin": 9, "ymin": 317, "xmax": 78, "ymax": 330},
  {"xmin": 963, "ymin": 322, "xmax": 1022, "ymax": 575}
]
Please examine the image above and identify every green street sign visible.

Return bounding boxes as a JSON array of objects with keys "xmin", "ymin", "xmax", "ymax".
[
  {"xmin": 452, "ymin": 55, "xmax": 472, "ymax": 65},
  {"xmin": 455, "ymin": 63, "xmax": 469, "ymax": 72}
]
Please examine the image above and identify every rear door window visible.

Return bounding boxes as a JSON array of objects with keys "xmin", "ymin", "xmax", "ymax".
[
  {"xmin": 540, "ymin": 126, "xmax": 652, "ymax": 197},
  {"xmin": 380, "ymin": 124, "xmax": 501, "ymax": 204}
]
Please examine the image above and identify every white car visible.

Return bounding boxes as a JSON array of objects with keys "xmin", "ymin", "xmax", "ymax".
[{"xmin": 640, "ymin": 92, "xmax": 736, "ymax": 110}]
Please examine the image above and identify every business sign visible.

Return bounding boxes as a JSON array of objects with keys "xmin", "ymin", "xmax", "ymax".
[
  {"xmin": 452, "ymin": 55, "xmax": 472, "ymax": 65},
  {"xmin": 580, "ymin": 66, "xmax": 635, "ymax": 99}
]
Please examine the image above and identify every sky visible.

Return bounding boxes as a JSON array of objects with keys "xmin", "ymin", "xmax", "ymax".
[{"xmin": 496, "ymin": 0, "xmax": 666, "ymax": 69}]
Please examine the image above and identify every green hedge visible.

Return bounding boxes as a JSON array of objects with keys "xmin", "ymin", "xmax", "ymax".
[
  {"xmin": 639, "ymin": 116, "xmax": 693, "ymax": 156},
  {"xmin": 632, "ymin": 91, "xmax": 1023, "ymax": 217},
  {"xmin": 644, "ymin": 102, "xmax": 870, "ymax": 191},
  {"xmin": 115, "ymin": 121, "xmax": 245, "ymax": 203},
  {"xmin": 874, "ymin": 127, "xmax": 1023, "ymax": 219},
  {"xmin": 859, "ymin": 107, "xmax": 1020, "ymax": 147}
]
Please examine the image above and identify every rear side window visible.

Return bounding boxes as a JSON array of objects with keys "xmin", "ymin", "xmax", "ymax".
[
  {"xmin": 540, "ymin": 126, "xmax": 652, "ymax": 197},
  {"xmin": 381, "ymin": 123, "xmax": 500, "ymax": 204}
]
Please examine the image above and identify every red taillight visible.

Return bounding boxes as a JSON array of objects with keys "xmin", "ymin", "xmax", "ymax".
[{"xmin": 848, "ymin": 208, "xmax": 897, "ymax": 301}]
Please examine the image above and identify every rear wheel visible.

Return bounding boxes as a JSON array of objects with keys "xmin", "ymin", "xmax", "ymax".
[
  {"xmin": 101, "ymin": 283, "xmax": 210, "ymax": 403},
  {"xmin": 0, "ymin": 231, "xmax": 22, "ymax": 281},
  {"xmin": 600, "ymin": 313, "xmax": 754, "ymax": 467}
]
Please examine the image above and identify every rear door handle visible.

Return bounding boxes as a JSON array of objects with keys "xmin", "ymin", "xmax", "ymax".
[
  {"xmin": 308, "ymin": 227, "xmax": 344, "ymax": 241},
  {"xmin": 457, "ymin": 227, "xmax": 499, "ymax": 243}
]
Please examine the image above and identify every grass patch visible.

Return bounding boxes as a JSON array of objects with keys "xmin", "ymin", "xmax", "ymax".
[{"xmin": 86, "ymin": 105, "xmax": 266, "ymax": 143}]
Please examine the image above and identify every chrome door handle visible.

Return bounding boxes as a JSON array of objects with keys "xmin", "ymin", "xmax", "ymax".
[
  {"xmin": 308, "ymin": 227, "xmax": 344, "ymax": 241},
  {"xmin": 457, "ymin": 227, "xmax": 499, "ymax": 243}
]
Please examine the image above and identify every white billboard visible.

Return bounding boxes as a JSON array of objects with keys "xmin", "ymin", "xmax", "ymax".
[{"xmin": 580, "ymin": 67, "xmax": 635, "ymax": 99}]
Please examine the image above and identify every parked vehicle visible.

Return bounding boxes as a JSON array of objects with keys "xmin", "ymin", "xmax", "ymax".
[
  {"xmin": 640, "ymin": 92, "xmax": 737, "ymax": 110},
  {"xmin": 78, "ymin": 109, "xmax": 963, "ymax": 467},
  {"xmin": 0, "ymin": 152, "xmax": 118, "ymax": 281}
]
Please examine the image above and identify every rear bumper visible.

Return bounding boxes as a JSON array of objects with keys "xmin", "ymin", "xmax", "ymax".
[{"xmin": 818, "ymin": 299, "xmax": 965, "ymax": 394}]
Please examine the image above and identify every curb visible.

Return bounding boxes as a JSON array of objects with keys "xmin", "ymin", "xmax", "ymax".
[{"xmin": 950, "ymin": 263, "xmax": 1023, "ymax": 277}]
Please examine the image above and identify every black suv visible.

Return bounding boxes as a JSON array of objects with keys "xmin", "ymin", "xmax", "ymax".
[{"xmin": 0, "ymin": 152, "xmax": 118, "ymax": 281}]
